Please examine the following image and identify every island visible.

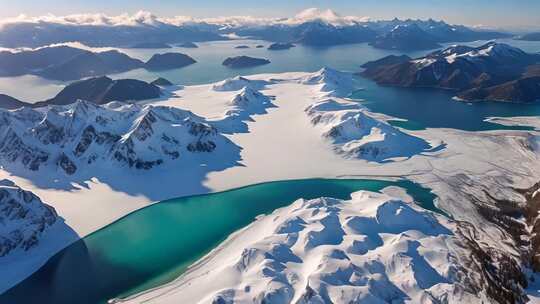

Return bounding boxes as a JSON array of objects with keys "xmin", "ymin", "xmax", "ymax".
[
  {"xmin": 145, "ymin": 53, "xmax": 197, "ymax": 70},
  {"xmin": 222, "ymin": 56, "xmax": 271, "ymax": 68},
  {"xmin": 268, "ymin": 42, "xmax": 295, "ymax": 50},
  {"xmin": 234, "ymin": 45, "xmax": 250, "ymax": 49}
]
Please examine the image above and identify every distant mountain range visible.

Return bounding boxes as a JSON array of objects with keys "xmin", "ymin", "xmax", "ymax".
[
  {"xmin": 0, "ymin": 46, "xmax": 196, "ymax": 81},
  {"xmin": 222, "ymin": 56, "xmax": 270, "ymax": 68},
  {"xmin": 360, "ymin": 42, "xmax": 540, "ymax": 102},
  {"xmin": 0, "ymin": 11, "xmax": 512, "ymax": 50}
]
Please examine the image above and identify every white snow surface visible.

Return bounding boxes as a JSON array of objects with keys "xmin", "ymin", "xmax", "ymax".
[
  {"xmin": 117, "ymin": 190, "xmax": 481, "ymax": 304},
  {"xmin": 1, "ymin": 67, "xmax": 539, "ymax": 295}
]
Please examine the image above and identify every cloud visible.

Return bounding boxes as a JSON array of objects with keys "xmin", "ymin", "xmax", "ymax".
[{"xmin": 0, "ymin": 8, "xmax": 370, "ymax": 29}]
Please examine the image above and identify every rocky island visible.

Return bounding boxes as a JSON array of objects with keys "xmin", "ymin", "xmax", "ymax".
[
  {"xmin": 222, "ymin": 56, "xmax": 270, "ymax": 68},
  {"xmin": 145, "ymin": 52, "xmax": 197, "ymax": 70},
  {"xmin": 268, "ymin": 42, "xmax": 295, "ymax": 50}
]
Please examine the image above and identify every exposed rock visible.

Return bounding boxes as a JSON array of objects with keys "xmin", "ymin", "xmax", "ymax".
[
  {"xmin": 35, "ymin": 76, "xmax": 161, "ymax": 106},
  {"xmin": 0, "ymin": 101, "xmax": 229, "ymax": 175},
  {"xmin": 145, "ymin": 53, "xmax": 197, "ymax": 71},
  {"xmin": 369, "ymin": 24, "xmax": 441, "ymax": 51},
  {"xmin": 361, "ymin": 42, "xmax": 540, "ymax": 102},
  {"xmin": 0, "ymin": 94, "xmax": 29, "ymax": 109},
  {"xmin": 0, "ymin": 46, "xmax": 144, "ymax": 81},
  {"xmin": 0, "ymin": 179, "xmax": 57, "ymax": 257},
  {"xmin": 151, "ymin": 77, "xmax": 174, "ymax": 86},
  {"xmin": 268, "ymin": 42, "xmax": 295, "ymax": 50},
  {"xmin": 222, "ymin": 56, "xmax": 270, "ymax": 68}
]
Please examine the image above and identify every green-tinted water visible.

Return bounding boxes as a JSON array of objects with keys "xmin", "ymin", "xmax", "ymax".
[{"xmin": 1, "ymin": 178, "xmax": 438, "ymax": 304}]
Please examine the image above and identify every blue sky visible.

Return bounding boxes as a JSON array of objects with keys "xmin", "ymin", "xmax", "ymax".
[{"xmin": 1, "ymin": 0, "xmax": 539, "ymax": 29}]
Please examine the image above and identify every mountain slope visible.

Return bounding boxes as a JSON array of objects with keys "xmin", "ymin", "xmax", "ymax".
[
  {"xmin": 118, "ymin": 190, "xmax": 488, "ymax": 304},
  {"xmin": 36, "ymin": 76, "xmax": 161, "ymax": 106},
  {"xmin": 0, "ymin": 101, "xmax": 233, "ymax": 175},
  {"xmin": 0, "ymin": 46, "xmax": 144, "ymax": 81},
  {"xmin": 370, "ymin": 24, "xmax": 441, "ymax": 51},
  {"xmin": 0, "ymin": 179, "xmax": 58, "ymax": 257},
  {"xmin": 361, "ymin": 42, "xmax": 540, "ymax": 102}
]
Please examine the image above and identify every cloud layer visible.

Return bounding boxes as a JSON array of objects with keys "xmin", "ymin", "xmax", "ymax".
[{"xmin": 0, "ymin": 8, "xmax": 370, "ymax": 28}]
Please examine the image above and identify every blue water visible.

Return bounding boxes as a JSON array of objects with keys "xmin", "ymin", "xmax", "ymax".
[
  {"xmin": 0, "ymin": 39, "xmax": 537, "ymax": 130},
  {"xmin": 0, "ymin": 178, "xmax": 438, "ymax": 304}
]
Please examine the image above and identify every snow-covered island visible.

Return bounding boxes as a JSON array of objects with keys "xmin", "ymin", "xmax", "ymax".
[{"xmin": 0, "ymin": 67, "xmax": 539, "ymax": 303}]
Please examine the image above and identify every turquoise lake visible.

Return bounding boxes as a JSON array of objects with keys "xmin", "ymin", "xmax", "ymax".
[
  {"xmin": 0, "ymin": 178, "xmax": 438, "ymax": 304},
  {"xmin": 0, "ymin": 39, "xmax": 538, "ymax": 131}
]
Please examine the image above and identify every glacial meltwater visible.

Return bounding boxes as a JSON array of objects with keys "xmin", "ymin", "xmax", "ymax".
[{"xmin": 1, "ymin": 178, "xmax": 438, "ymax": 304}]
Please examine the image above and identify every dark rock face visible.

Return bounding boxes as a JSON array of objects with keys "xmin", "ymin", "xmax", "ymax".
[
  {"xmin": 361, "ymin": 42, "xmax": 540, "ymax": 102},
  {"xmin": 458, "ymin": 76, "xmax": 540, "ymax": 103},
  {"xmin": 268, "ymin": 42, "xmax": 295, "ymax": 50},
  {"xmin": 0, "ymin": 100, "xmax": 226, "ymax": 175},
  {"xmin": 222, "ymin": 56, "xmax": 270, "ymax": 68},
  {"xmin": 0, "ymin": 179, "xmax": 57, "ymax": 257},
  {"xmin": 145, "ymin": 53, "xmax": 197, "ymax": 70},
  {"xmin": 360, "ymin": 55, "xmax": 411, "ymax": 69},
  {"xmin": 234, "ymin": 45, "xmax": 250, "ymax": 49},
  {"xmin": 0, "ymin": 21, "xmax": 226, "ymax": 48},
  {"xmin": 255, "ymin": 45, "xmax": 265, "ymax": 48},
  {"xmin": 151, "ymin": 77, "xmax": 174, "ymax": 86},
  {"xmin": 370, "ymin": 24, "xmax": 441, "ymax": 51},
  {"xmin": 177, "ymin": 42, "xmax": 198, "ymax": 48},
  {"xmin": 0, "ymin": 94, "xmax": 29, "ymax": 109},
  {"xmin": 130, "ymin": 42, "xmax": 172, "ymax": 49},
  {"xmin": 36, "ymin": 76, "xmax": 161, "ymax": 106},
  {"xmin": 0, "ymin": 46, "xmax": 144, "ymax": 81}
]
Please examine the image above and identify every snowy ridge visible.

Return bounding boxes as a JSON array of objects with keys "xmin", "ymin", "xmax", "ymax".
[
  {"xmin": 0, "ymin": 100, "xmax": 232, "ymax": 175},
  {"xmin": 117, "ymin": 190, "xmax": 484, "ymax": 304},
  {"xmin": 212, "ymin": 76, "xmax": 270, "ymax": 92},
  {"xmin": 305, "ymin": 99, "xmax": 434, "ymax": 162},
  {"xmin": 300, "ymin": 67, "xmax": 353, "ymax": 97},
  {"xmin": 0, "ymin": 179, "xmax": 57, "ymax": 257}
]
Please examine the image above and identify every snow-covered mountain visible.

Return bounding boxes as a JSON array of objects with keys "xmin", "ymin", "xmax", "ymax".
[
  {"xmin": 361, "ymin": 42, "xmax": 540, "ymax": 102},
  {"xmin": 369, "ymin": 24, "xmax": 441, "ymax": 51},
  {"xmin": 305, "ymin": 99, "xmax": 433, "ymax": 161},
  {"xmin": 0, "ymin": 179, "xmax": 58, "ymax": 257},
  {"xmin": 0, "ymin": 101, "xmax": 232, "ymax": 175},
  {"xmin": 118, "ymin": 190, "xmax": 487, "ymax": 304},
  {"xmin": 300, "ymin": 67, "xmax": 353, "ymax": 97},
  {"xmin": 216, "ymin": 86, "xmax": 276, "ymax": 133},
  {"xmin": 212, "ymin": 76, "xmax": 270, "ymax": 92}
]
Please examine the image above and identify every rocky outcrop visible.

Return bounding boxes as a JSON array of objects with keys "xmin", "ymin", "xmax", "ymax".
[
  {"xmin": 458, "ymin": 76, "xmax": 540, "ymax": 103},
  {"xmin": 0, "ymin": 94, "xmax": 28, "ymax": 110},
  {"xmin": 268, "ymin": 42, "xmax": 295, "ymax": 50},
  {"xmin": 37, "ymin": 76, "xmax": 161, "ymax": 106},
  {"xmin": 145, "ymin": 53, "xmax": 197, "ymax": 70},
  {"xmin": 150, "ymin": 77, "xmax": 174, "ymax": 86},
  {"xmin": 0, "ymin": 101, "xmax": 229, "ymax": 175},
  {"xmin": 222, "ymin": 56, "xmax": 270, "ymax": 68},
  {"xmin": 0, "ymin": 46, "xmax": 144, "ymax": 81},
  {"xmin": 361, "ymin": 42, "xmax": 540, "ymax": 103},
  {"xmin": 370, "ymin": 24, "xmax": 441, "ymax": 51},
  {"xmin": 0, "ymin": 179, "xmax": 57, "ymax": 257}
]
